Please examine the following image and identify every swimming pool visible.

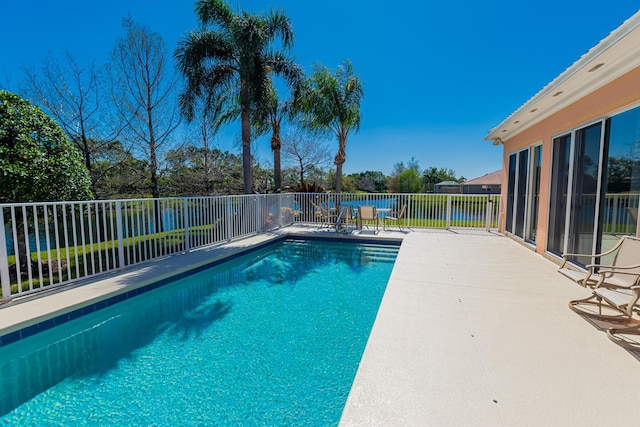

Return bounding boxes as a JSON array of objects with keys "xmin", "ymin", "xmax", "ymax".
[{"xmin": 0, "ymin": 238, "xmax": 398, "ymax": 426}]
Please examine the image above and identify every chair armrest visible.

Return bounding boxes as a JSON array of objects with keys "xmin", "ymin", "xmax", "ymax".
[
  {"xmin": 593, "ymin": 267, "xmax": 640, "ymax": 289},
  {"xmin": 561, "ymin": 238, "xmax": 626, "ymax": 264},
  {"xmin": 598, "ymin": 265, "xmax": 640, "ymax": 276},
  {"xmin": 560, "ymin": 253, "xmax": 590, "ymax": 269}
]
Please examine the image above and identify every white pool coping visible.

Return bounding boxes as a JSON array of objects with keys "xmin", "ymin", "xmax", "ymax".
[{"xmin": 2, "ymin": 226, "xmax": 640, "ymax": 426}]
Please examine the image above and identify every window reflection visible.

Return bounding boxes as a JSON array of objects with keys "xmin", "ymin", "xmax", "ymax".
[{"xmin": 602, "ymin": 108, "xmax": 640, "ymax": 254}]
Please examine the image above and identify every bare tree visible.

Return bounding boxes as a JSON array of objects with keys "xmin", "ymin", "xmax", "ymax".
[
  {"xmin": 22, "ymin": 52, "xmax": 125, "ymax": 194},
  {"xmin": 108, "ymin": 17, "xmax": 180, "ymax": 200},
  {"xmin": 281, "ymin": 128, "xmax": 331, "ymax": 186},
  {"xmin": 189, "ymin": 89, "xmax": 231, "ymax": 195}
]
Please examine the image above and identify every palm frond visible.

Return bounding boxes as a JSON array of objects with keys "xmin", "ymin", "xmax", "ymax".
[
  {"xmin": 264, "ymin": 9, "xmax": 294, "ymax": 49},
  {"xmin": 195, "ymin": 0, "xmax": 234, "ymax": 28}
]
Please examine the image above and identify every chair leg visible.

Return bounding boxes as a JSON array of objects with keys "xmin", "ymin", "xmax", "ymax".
[
  {"xmin": 568, "ymin": 293, "xmax": 603, "ymax": 315},
  {"xmin": 607, "ymin": 324, "xmax": 640, "ymax": 349}
]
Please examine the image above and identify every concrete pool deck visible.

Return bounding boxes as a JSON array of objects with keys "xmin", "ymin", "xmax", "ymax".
[
  {"xmin": 2, "ymin": 226, "xmax": 640, "ymax": 425},
  {"xmin": 340, "ymin": 229, "xmax": 640, "ymax": 427}
]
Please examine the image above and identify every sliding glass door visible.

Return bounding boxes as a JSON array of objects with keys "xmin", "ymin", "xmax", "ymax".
[
  {"xmin": 547, "ymin": 121, "xmax": 605, "ymax": 265},
  {"xmin": 527, "ymin": 145, "xmax": 542, "ymax": 242},
  {"xmin": 505, "ymin": 145, "xmax": 541, "ymax": 242},
  {"xmin": 567, "ymin": 123, "xmax": 604, "ymax": 265},
  {"xmin": 514, "ymin": 149, "xmax": 529, "ymax": 237},
  {"xmin": 547, "ymin": 135, "xmax": 572, "ymax": 256}
]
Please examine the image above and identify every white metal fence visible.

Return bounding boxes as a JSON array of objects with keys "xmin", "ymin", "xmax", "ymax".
[
  {"xmin": 1, "ymin": 194, "xmax": 294, "ymax": 301},
  {"xmin": 602, "ymin": 193, "xmax": 640, "ymax": 235},
  {"xmin": 0, "ymin": 192, "xmax": 498, "ymax": 301},
  {"xmin": 292, "ymin": 193, "xmax": 500, "ymax": 231}
]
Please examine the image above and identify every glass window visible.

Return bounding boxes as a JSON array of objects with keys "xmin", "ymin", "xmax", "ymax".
[{"xmin": 601, "ymin": 107, "xmax": 640, "ymax": 253}]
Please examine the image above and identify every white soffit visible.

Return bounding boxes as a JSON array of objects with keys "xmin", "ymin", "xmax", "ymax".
[{"xmin": 486, "ymin": 10, "xmax": 640, "ymax": 144}]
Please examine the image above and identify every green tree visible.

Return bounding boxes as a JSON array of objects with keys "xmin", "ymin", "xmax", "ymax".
[
  {"xmin": 341, "ymin": 175, "xmax": 357, "ymax": 192},
  {"xmin": 176, "ymin": 0, "xmax": 301, "ymax": 194},
  {"xmin": 0, "ymin": 90, "xmax": 92, "ymax": 203},
  {"xmin": 299, "ymin": 60, "xmax": 363, "ymax": 193},
  {"xmin": 398, "ymin": 168, "xmax": 422, "ymax": 193},
  {"xmin": 0, "ymin": 90, "xmax": 92, "ymax": 272},
  {"xmin": 422, "ymin": 167, "xmax": 461, "ymax": 192},
  {"xmin": 163, "ymin": 145, "xmax": 245, "ymax": 195}
]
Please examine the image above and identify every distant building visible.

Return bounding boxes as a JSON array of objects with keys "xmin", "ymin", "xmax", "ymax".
[
  {"xmin": 461, "ymin": 170, "xmax": 502, "ymax": 194},
  {"xmin": 434, "ymin": 181, "xmax": 461, "ymax": 194}
]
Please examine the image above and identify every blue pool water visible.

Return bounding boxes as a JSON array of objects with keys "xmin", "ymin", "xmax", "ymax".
[{"xmin": 0, "ymin": 239, "xmax": 398, "ymax": 426}]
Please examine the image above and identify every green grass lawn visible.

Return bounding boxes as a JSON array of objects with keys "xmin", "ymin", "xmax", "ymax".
[{"xmin": 2, "ymin": 225, "xmax": 222, "ymax": 298}]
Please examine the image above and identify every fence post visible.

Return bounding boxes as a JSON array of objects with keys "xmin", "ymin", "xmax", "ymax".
[
  {"xmin": 406, "ymin": 194, "xmax": 411, "ymax": 229},
  {"xmin": 115, "ymin": 201, "xmax": 126, "ymax": 271},
  {"xmin": 485, "ymin": 195, "xmax": 492, "ymax": 232},
  {"xmin": 226, "ymin": 196, "xmax": 233, "ymax": 241},
  {"xmin": 183, "ymin": 198, "xmax": 190, "ymax": 253},
  {"xmin": 277, "ymin": 194, "xmax": 283, "ymax": 228},
  {"xmin": 610, "ymin": 195, "xmax": 618, "ymax": 234},
  {"xmin": 256, "ymin": 195, "xmax": 262, "ymax": 233},
  {"xmin": 446, "ymin": 194, "xmax": 452, "ymax": 230},
  {"xmin": 0, "ymin": 210, "xmax": 11, "ymax": 302}
]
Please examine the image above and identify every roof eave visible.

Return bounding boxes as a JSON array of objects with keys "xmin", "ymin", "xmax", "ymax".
[{"xmin": 485, "ymin": 10, "xmax": 640, "ymax": 144}]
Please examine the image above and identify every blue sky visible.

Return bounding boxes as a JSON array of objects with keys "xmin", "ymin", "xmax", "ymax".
[{"xmin": 1, "ymin": 1, "xmax": 638, "ymax": 180}]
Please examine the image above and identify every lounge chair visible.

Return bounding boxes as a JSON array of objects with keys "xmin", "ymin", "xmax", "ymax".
[
  {"xmin": 357, "ymin": 205, "xmax": 378, "ymax": 233},
  {"xmin": 384, "ymin": 205, "xmax": 407, "ymax": 230},
  {"xmin": 558, "ymin": 236, "xmax": 640, "ymax": 288}
]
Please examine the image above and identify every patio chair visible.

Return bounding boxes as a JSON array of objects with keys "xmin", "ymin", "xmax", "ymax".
[
  {"xmin": 569, "ymin": 271, "xmax": 640, "ymax": 348},
  {"xmin": 384, "ymin": 205, "xmax": 407, "ymax": 230},
  {"xmin": 357, "ymin": 205, "xmax": 378, "ymax": 233},
  {"xmin": 567, "ymin": 237, "xmax": 640, "ymax": 347},
  {"xmin": 558, "ymin": 236, "xmax": 640, "ymax": 288}
]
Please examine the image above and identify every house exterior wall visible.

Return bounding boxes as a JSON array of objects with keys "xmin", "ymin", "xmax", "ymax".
[{"xmin": 499, "ymin": 65, "xmax": 640, "ymax": 254}]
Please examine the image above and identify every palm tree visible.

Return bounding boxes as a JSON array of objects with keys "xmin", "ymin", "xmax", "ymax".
[
  {"xmin": 299, "ymin": 60, "xmax": 363, "ymax": 193},
  {"xmin": 175, "ymin": 0, "xmax": 301, "ymax": 194},
  {"xmin": 253, "ymin": 80, "xmax": 301, "ymax": 192}
]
